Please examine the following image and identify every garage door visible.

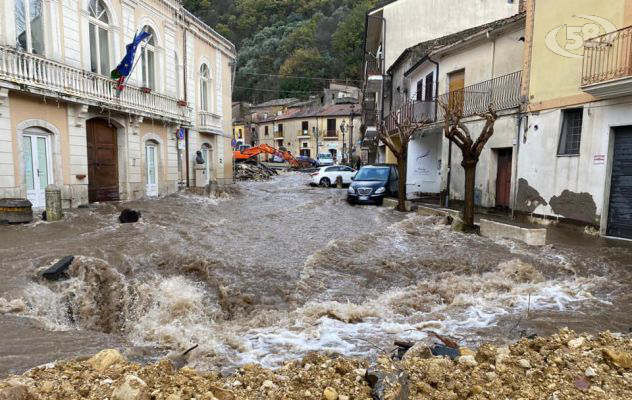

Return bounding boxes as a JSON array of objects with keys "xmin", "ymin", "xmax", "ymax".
[{"xmin": 607, "ymin": 127, "xmax": 632, "ymax": 239}]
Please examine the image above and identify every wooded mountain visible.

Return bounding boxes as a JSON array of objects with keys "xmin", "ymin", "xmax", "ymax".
[{"xmin": 183, "ymin": 0, "xmax": 377, "ymax": 103}]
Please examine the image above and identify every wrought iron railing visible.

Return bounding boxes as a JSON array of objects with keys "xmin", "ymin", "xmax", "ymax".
[
  {"xmin": 365, "ymin": 54, "xmax": 383, "ymax": 77},
  {"xmin": 582, "ymin": 26, "xmax": 632, "ymax": 86},
  {"xmin": 384, "ymin": 71, "xmax": 522, "ymax": 132},
  {"xmin": 0, "ymin": 46, "xmax": 191, "ymax": 122}
]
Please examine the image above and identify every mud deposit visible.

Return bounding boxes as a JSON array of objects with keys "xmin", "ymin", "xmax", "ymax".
[{"xmin": 1, "ymin": 173, "xmax": 632, "ymax": 378}]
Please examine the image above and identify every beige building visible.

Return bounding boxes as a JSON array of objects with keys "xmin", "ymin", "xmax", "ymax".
[
  {"xmin": 255, "ymin": 104, "xmax": 362, "ymax": 164},
  {"xmin": 0, "ymin": 0, "xmax": 235, "ymax": 208}
]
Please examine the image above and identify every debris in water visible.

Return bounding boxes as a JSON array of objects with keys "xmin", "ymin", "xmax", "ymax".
[
  {"xmin": 119, "ymin": 209, "xmax": 141, "ymax": 224},
  {"xmin": 41, "ymin": 256, "xmax": 75, "ymax": 281}
]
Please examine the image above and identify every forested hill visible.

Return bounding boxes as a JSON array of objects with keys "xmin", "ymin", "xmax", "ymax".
[{"xmin": 183, "ymin": 0, "xmax": 377, "ymax": 103}]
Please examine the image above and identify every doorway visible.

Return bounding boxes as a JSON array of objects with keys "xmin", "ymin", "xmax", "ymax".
[
  {"xmin": 448, "ymin": 69, "xmax": 465, "ymax": 114},
  {"xmin": 607, "ymin": 127, "xmax": 632, "ymax": 239},
  {"xmin": 87, "ymin": 119, "xmax": 119, "ymax": 202},
  {"xmin": 22, "ymin": 130, "xmax": 52, "ymax": 208},
  {"xmin": 495, "ymin": 148, "xmax": 513, "ymax": 209},
  {"xmin": 145, "ymin": 143, "xmax": 158, "ymax": 197},
  {"xmin": 201, "ymin": 145, "xmax": 213, "ymax": 184}
]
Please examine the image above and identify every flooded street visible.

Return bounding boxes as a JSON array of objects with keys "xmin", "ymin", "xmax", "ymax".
[{"xmin": 1, "ymin": 173, "xmax": 632, "ymax": 378}]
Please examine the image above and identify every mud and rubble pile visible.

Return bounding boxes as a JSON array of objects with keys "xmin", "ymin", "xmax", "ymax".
[
  {"xmin": 2, "ymin": 329, "xmax": 632, "ymax": 399},
  {"xmin": 235, "ymin": 161, "xmax": 277, "ymax": 181}
]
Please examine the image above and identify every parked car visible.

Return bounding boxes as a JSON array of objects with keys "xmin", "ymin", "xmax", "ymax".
[
  {"xmin": 317, "ymin": 153, "xmax": 334, "ymax": 166},
  {"xmin": 311, "ymin": 166, "xmax": 357, "ymax": 187},
  {"xmin": 347, "ymin": 164, "xmax": 399, "ymax": 205},
  {"xmin": 296, "ymin": 155, "xmax": 319, "ymax": 168}
]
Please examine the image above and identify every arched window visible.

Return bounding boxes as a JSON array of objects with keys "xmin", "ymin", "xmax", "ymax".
[
  {"xmin": 199, "ymin": 64, "xmax": 211, "ymax": 112},
  {"xmin": 88, "ymin": 0, "xmax": 110, "ymax": 75},
  {"xmin": 15, "ymin": 0, "xmax": 45, "ymax": 55},
  {"xmin": 140, "ymin": 26, "xmax": 157, "ymax": 89}
]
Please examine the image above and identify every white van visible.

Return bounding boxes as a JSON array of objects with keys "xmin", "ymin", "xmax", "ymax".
[{"xmin": 318, "ymin": 153, "xmax": 334, "ymax": 166}]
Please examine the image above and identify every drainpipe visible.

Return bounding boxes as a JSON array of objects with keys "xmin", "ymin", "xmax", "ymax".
[
  {"xmin": 182, "ymin": 17, "xmax": 190, "ymax": 187},
  {"xmin": 511, "ymin": 114, "xmax": 525, "ymax": 219},
  {"xmin": 427, "ymin": 57, "xmax": 447, "ymax": 207}
]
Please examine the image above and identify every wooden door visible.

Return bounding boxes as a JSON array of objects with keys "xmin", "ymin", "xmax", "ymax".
[
  {"xmin": 448, "ymin": 70, "xmax": 465, "ymax": 114},
  {"xmin": 495, "ymin": 148, "xmax": 513, "ymax": 208},
  {"xmin": 87, "ymin": 119, "xmax": 119, "ymax": 202}
]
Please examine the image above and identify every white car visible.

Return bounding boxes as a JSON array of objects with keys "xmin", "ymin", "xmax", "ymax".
[{"xmin": 311, "ymin": 166, "xmax": 357, "ymax": 187}]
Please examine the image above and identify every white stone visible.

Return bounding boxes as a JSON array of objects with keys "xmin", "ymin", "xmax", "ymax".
[
  {"xmin": 518, "ymin": 359, "xmax": 532, "ymax": 369},
  {"xmin": 568, "ymin": 337, "xmax": 585, "ymax": 349}
]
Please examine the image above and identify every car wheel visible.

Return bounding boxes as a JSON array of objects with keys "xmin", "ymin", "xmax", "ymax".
[
  {"xmin": 347, "ymin": 197, "xmax": 356, "ymax": 206},
  {"xmin": 320, "ymin": 177, "xmax": 331, "ymax": 187}
]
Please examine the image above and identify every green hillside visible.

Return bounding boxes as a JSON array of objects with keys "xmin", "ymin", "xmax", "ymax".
[{"xmin": 183, "ymin": 0, "xmax": 377, "ymax": 102}]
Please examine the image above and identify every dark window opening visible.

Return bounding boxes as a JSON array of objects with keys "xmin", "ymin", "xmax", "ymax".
[
  {"xmin": 302, "ymin": 121, "xmax": 309, "ymax": 134},
  {"xmin": 424, "ymin": 72, "xmax": 434, "ymax": 101},
  {"xmin": 327, "ymin": 119, "xmax": 336, "ymax": 137},
  {"xmin": 558, "ymin": 108, "xmax": 583, "ymax": 155},
  {"xmin": 264, "ymin": 126, "xmax": 269, "ymax": 136}
]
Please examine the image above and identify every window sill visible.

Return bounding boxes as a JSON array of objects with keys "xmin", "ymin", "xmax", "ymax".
[{"xmin": 556, "ymin": 153, "xmax": 580, "ymax": 157}]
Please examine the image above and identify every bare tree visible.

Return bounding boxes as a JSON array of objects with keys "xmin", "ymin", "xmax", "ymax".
[
  {"xmin": 377, "ymin": 109, "xmax": 429, "ymax": 212},
  {"xmin": 440, "ymin": 102, "xmax": 498, "ymax": 229}
]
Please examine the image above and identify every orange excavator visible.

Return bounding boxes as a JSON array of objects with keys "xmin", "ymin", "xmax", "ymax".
[{"xmin": 233, "ymin": 144, "xmax": 305, "ymax": 169}]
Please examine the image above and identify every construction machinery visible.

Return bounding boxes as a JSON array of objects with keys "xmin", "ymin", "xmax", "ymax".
[{"xmin": 233, "ymin": 144, "xmax": 307, "ymax": 169}]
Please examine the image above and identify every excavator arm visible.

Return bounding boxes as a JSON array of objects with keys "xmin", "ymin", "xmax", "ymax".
[{"xmin": 233, "ymin": 144, "xmax": 303, "ymax": 168}]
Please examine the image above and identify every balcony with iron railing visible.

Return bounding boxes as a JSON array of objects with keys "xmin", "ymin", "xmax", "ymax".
[
  {"xmin": 364, "ymin": 54, "xmax": 384, "ymax": 93},
  {"xmin": 274, "ymin": 130, "xmax": 284, "ymax": 139},
  {"xmin": 582, "ymin": 26, "xmax": 632, "ymax": 98},
  {"xmin": 0, "ymin": 46, "xmax": 191, "ymax": 123},
  {"xmin": 325, "ymin": 130, "xmax": 339, "ymax": 139},
  {"xmin": 297, "ymin": 130, "xmax": 311, "ymax": 138},
  {"xmin": 384, "ymin": 71, "xmax": 522, "ymax": 133}
]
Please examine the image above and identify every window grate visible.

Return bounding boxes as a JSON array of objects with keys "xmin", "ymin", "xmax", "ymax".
[{"xmin": 558, "ymin": 108, "xmax": 583, "ymax": 155}]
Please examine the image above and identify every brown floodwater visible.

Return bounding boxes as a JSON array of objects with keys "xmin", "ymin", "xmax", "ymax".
[{"xmin": 1, "ymin": 173, "xmax": 631, "ymax": 377}]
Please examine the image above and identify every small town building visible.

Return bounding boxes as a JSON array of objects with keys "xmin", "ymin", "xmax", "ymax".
[{"xmin": 0, "ymin": 0, "xmax": 235, "ymax": 208}]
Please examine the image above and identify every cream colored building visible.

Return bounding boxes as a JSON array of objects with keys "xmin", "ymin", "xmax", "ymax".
[
  {"xmin": 0, "ymin": 0, "xmax": 235, "ymax": 208},
  {"xmin": 256, "ymin": 104, "xmax": 362, "ymax": 163}
]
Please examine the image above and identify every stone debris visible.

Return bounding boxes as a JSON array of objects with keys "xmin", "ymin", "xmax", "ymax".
[
  {"xmin": 2, "ymin": 329, "xmax": 632, "ymax": 399},
  {"xmin": 235, "ymin": 161, "xmax": 277, "ymax": 181}
]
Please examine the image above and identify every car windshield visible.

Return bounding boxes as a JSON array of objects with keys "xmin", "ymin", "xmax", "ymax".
[
  {"xmin": 354, "ymin": 167, "xmax": 389, "ymax": 181},
  {"xmin": 320, "ymin": 154, "xmax": 332, "ymax": 159}
]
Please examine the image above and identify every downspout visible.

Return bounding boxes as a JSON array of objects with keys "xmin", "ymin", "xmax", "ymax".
[
  {"xmin": 511, "ymin": 114, "xmax": 524, "ymax": 219},
  {"xmin": 428, "ymin": 56, "xmax": 448, "ymax": 207},
  {"xmin": 182, "ymin": 16, "xmax": 190, "ymax": 187}
]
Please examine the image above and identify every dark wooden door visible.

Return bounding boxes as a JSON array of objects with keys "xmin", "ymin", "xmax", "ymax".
[
  {"xmin": 448, "ymin": 69, "xmax": 465, "ymax": 114},
  {"xmin": 87, "ymin": 119, "xmax": 119, "ymax": 202},
  {"xmin": 607, "ymin": 127, "xmax": 632, "ymax": 239},
  {"xmin": 495, "ymin": 148, "xmax": 513, "ymax": 208}
]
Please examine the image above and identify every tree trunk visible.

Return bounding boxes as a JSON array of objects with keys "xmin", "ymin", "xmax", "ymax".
[
  {"xmin": 397, "ymin": 158, "xmax": 407, "ymax": 212},
  {"xmin": 463, "ymin": 160, "xmax": 477, "ymax": 228}
]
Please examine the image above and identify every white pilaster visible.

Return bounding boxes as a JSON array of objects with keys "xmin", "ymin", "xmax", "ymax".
[
  {"xmin": 62, "ymin": 0, "xmax": 81, "ymax": 67},
  {"xmin": 0, "ymin": 89, "xmax": 15, "ymax": 192}
]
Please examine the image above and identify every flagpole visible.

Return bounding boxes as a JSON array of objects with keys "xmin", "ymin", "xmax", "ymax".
[{"xmin": 115, "ymin": 33, "xmax": 152, "ymax": 97}]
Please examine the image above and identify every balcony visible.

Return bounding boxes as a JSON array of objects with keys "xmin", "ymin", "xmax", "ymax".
[
  {"xmin": 325, "ymin": 130, "xmax": 339, "ymax": 139},
  {"xmin": 274, "ymin": 131, "xmax": 284, "ymax": 139},
  {"xmin": 384, "ymin": 71, "xmax": 522, "ymax": 133},
  {"xmin": 365, "ymin": 55, "xmax": 383, "ymax": 93},
  {"xmin": 199, "ymin": 111, "xmax": 223, "ymax": 133},
  {"xmin": 297, "ymin": 130, "xmax": 310, "ymax": 138},
  {"xmin": 582, "ymin": 26, "xmax": 632, "ymax": 98},
  {"xmin": 0, "ymin": 46, "xmax": 191, "ymax": 124}
]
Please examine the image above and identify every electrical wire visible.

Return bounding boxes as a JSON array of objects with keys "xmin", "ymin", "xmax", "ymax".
[
  {"xmin": 233, "ymin": 85, "xmax": 321, "ymax": 94},
  {"xmin": 237, "ymin": 71, "xmax": 363, "ymax": 83}
]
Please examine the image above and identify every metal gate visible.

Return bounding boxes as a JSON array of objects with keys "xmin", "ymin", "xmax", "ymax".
[{"xmin": 607, "ymin": 127, "xmax": 632, "ymax": 239}]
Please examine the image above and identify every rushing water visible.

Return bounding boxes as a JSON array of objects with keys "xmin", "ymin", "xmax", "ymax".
[{"xmin": 1, "ymin": 173, "xmax": 631, "ymax": 377}]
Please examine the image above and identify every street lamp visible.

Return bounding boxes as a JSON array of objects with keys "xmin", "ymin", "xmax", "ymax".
[
  {"xmin": 313, "ymin": 126, "xmax": 319, "ymax": 160},
  {"xmin": 340, "ymin": 120, "xmax": 347, "ymax": 164}
]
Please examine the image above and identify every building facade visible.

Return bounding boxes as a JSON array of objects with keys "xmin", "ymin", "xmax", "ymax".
[
  {"xmin": 0, "ymin": 0, "xmax": 235, "ymax": 208},
  {"xmin": 255, "ymin": 104, "xmax": 362, "ymax": 164},
  {"xmin": 391, "ymin": 15, "xmax": 525, "ymax": 206},
  {"xmin": 517, "ymin": 0, "xmax": 632, "ymax": 239}
]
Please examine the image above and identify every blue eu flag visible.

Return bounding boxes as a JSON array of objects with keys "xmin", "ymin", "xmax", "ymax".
[{"xmin": 111, "ymin": 31, "xmax": 151, "ymax": 80}]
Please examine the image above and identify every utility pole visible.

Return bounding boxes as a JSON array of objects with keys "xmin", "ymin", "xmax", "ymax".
[
  {"xmin": 340, "ymin": 120, "xmax": 347, "ymax": 164},
  {"xmin": 349, "ymin": 104, "xmax": 356, "ymax": 166},
  {"xmin": 313, "ymin": 126, "xmax": 319, "ymax": 161}
]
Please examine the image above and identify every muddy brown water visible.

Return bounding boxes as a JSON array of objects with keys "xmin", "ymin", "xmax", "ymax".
[{"xmin": 1, "ymin": 173, "xmax": 631, "ymax": 377}]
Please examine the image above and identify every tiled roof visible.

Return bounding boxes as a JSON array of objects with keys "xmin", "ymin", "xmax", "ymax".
[{"xmin": 251, "ymin": 98, "xmax": 301, "ymax": 108}]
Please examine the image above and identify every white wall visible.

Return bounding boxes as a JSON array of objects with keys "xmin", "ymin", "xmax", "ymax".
[
  {"xmin": 380, "ymin": 0, "xmax": 520, "ymax": 71},
  {"xmin": 517, "ymin": 97, "xmax": 632, "ymax": 225}
]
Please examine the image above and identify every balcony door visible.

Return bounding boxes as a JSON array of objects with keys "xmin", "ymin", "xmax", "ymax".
[
  {"xmin": 448, "ymin": 70, "xmax": 465, "ymax": 114},
  {"xmin": 87, "ymin": 119, "xmax": 119, "ymax": 202},
  {"xmin": 22, "ymin": 131, "xmax": 52, "ymax": 208}
]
